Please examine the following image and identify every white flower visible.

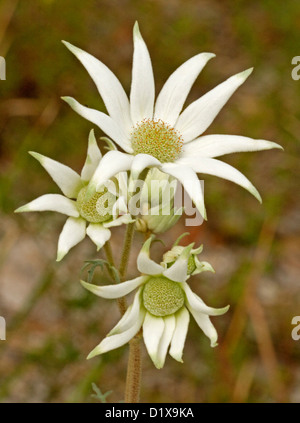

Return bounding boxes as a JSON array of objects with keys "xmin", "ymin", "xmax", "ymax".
[
  {"xmin": 62, "ymin": 22, "xmax": 282, "ymax": 219},
  {"xmin": 81, "ymin": 236, "xmax": 229, "ymax": 369},
  {"xmin": 15, "ymin": 130, "xmax": 134, "ymax": 261}
]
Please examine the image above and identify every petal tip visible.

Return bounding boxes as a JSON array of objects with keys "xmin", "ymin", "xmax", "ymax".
[
  {"xmin": 56, "ymin": 251, "xmax": 66, "ymax": 262},
  {"xmin": 239, "ymin": 67, "xmax": 254, "ymax": 80},
  {"xmin": 133, "ymin": 21, "xmax": 141, "ymax": 39},
  {"xmin": 14, "ymin": 205, "xmax": 26, "ymax": 213}
]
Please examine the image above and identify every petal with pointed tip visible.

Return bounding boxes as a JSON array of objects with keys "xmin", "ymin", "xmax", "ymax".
[
  {"xmin": 176, "ymin": 68, "xmax": 253, "ymax": 142},
  {"xmin": 155, "ymin": 53, "xmax": 215, "ymax": 126},
  {"xmin": 169, "ymin": 307, "xmax": 190, "ymax": 362},
  {"xmin": 15, "ymin": 194, "xmax": 79, "ymax": 217},
  {"xmin": 182, "ymin": 134, "xmax": 283, "ymax": 158},
  {"xmin": 62, "ymin": 40, "xmax": 132, "ymax": 135},
  {"xmin": 87, "ymin": 308, "xmax": 145, "ymax": 358},
  {"xmin": 183, "ymin": 283, "xmax": 229, "ymax": 316},
  {"xmin": 186, "ymin": 303, "xmax": 219, "ymax": 347},
  {"xmin": 155, "ymin": 315, "xmax": 176, "ymax": 369},
  {"xmin": 177, "ymin": 156, "xmax": 262, "ymax": 203},
  {"xmin": 61, "ymin": 97, "xmax": 132, "ymax": 153},
  {"xmin": 29, "ymin": 151, "xmax": 83, "ymax": 198},
  {"xmin": 137, "ymin": 236, "xmax": 164, "ymax": 275},
  {"xmin": 143, "ymin": 312, "xmax": 165, "ymax": 366},
  {"xmin": 57, "ymin": 217, "xmax": 86, "ymax": 261},
  {"xmin": 81, "ymin": 275, "xmax": 149, "ymax": 299},
  {"xmin": 86, "ymin": 223, "xmax": 111, "ymax": 251},
  {"xmin": 109, "ymin": 288, "xmax": 143, "ymax": 336},
  {"xmin": 81, "ymin": 129, "xmax": 102, "ymax": 181},
  {"xmin": 130, "ymin": 22, "xmax": 155, "ymax": 123}
]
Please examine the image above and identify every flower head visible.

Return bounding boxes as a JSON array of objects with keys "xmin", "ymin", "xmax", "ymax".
[
  {"xmin": 81, "ymin": 236, "xmax": 229, "ymax": 369},
  {"xmin": 15, "ymin": 130, "xmax": 133, "ymax": 261},
  {"xmin": 62, "ymin": 22, "xmax": 282, "ymax": 220}
]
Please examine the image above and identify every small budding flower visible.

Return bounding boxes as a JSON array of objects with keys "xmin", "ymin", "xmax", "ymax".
[
  {"xmin": 162, "ymin": 233, "xmax": 215, "ymax": 276},
  {"xmin": 15, "ymin": 130, "xmax": 134, "ymax": 261},
  {"xmin": 81, "ymin": 236, "xmax": 229, "ymax": 369},
  {"xmin": 135, "ymin": 168, "xmax": 183, "ymax": 234}
]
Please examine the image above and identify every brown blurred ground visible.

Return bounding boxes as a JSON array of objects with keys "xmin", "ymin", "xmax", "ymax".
[{"xmin": 0, "ymin": 0, "xmax": 299, "ymax": 403}]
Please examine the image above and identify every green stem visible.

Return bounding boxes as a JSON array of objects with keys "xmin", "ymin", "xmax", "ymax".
[
  {"xmin": 104, "ymin": 241, "xmax": 127, "ymax": 315},
  {"xmin": 125, "ymin": 331, "xmax": 142, "ymax": 403},
  {"xmin": 119, "ymin": 222, "xmax": 135, "ymax": 279},
  {"xmin": 118, "ymin": 222, "xmax": 142, "ymax": 403}
]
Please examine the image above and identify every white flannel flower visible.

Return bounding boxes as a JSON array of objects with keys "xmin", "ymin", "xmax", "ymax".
[
  {"xmin": 62, "ymin": 22, "xmax": 282, "ymax": 220},
  {"xmin": 81, "ymin": 236, "xmax": 229, "ymax": 369},
  {"xmin": 15, "ymin": 130, "xmax": 133, "ymax": 261}
]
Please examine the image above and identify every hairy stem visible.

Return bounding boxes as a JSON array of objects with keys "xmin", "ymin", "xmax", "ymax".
[
  {"xmin": 125, "ymin": 332, "xmax": 142, "ymax": 403},
  {"xmin": 119, "ymin": 222, "xmax": 135, "ymax": 279},
  {"xmin": 103, "ymin": 241, "xmax": 126, "ymax": 315},
  {"xmin": 119, "ymin": 222, "xmax": 142, "ymax": 403}
]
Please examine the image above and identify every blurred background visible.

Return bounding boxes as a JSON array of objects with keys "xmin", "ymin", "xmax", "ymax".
[{"xmin": 0, "ymin": 0, "xmax": 299, "ymax": 403}]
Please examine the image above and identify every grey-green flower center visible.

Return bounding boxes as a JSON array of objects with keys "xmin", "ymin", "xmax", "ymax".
[
  {"xmin": 77, "ymin": 186, "xmax": 115, "ymax": 223},
  {"xmin": 143, "ymin": 276, "xmax": 185, "ymax": 317},
  {"xmin": 131, "ymin": 119, "xmax": 183, "ymax": 163}
]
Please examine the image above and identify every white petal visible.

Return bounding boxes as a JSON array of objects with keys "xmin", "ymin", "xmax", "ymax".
[
  {"xmin": 81, "ymin": 129, "xmax": 102, "ymax": 181},
  {"xmin": 29, "ymin": 152, "xmax": 83, "ymax": 198},
  {"xmin": 62, "ymin": 97, "xmax": 132, "ymax": 153},
  {"xmin": 15, "ymin": 194, "xmax": 79, "ymax": 217},
  {"xmin": 182, "ymin": 134, "xmax": 283, "ymax": 159},
  {"xmin": 143, "ymin": 312, "xmax": 165, "ymax": 366},
  {"xmin": 177, "ymin": 156, "xmax": 261, "ymax": 203},
  {"xmin": 155, "ymin": 315, "xmax": 176, "ymax": 369},
  {"xmin": 163, "ymin": 243, "xmax": 194, "ymax": 283},
  {"xmin": 109, "ymin": 288, "xmax": 143, "ymax": 335},
  {"xmin": 137, "ymin": 236, "xmax": 164, "ymax": 275},
  {"xmin": 183, "ymin": 283, "xmax": 229, "ymax": 316},
  {"xmin": 62, "ymin": 41, "xmax": 132, "ymax": 135},
  {"xmin": 57, "ymin": 217, "xmax": 86, "ymax": 261},
  {"xmin": 80, "ymin": 275, "xmax": 149, "ymax": 299},
  {"xmin": 87, "ymin": 307, "xmax": 145, "ymax": 358},
  {"xmin": 87, "ymin": 151, "xmax": 134, "ymax": 198},
  {"xmin": 186, "ymin": 303, "xmax": 218, "ymax": 347},
  {"xmin": 103, "ymin": 214, "xmax": 135, "ymax": 229},
  {"xmin": 160, "ymin": 163, "xmax": 206, "ymax": 219},
  {"xmin": 130, "ymin": 154, "xmax": 161, "ymax": 180},
  {"xmin": 86, "ymin": 223, "xmax": 111, "ymax": 251},
  {"xmin": 176, "ymin": 68, "xmax": 253, "ymax": 142},
  {"xmin": 169, "ymin": 307, "xmax": 190, "ymax": 363},
  {"xmin": 155, "ymin": 53, "xmax": 215, "ymax": 126},
  {"xmin": 130, "ymin": 22, "xmax": 155, "ymax": 123}
]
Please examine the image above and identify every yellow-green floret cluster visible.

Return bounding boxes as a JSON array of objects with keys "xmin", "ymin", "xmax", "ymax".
[
  {"xmin": 131, "ymin": 119, "xmax": 183, "ymax": 163},
  {"xmin": 77, "ymin": 186, "xmax": 115, "ymax": 223},
  {"xmin": 142, "ymin": 276, "xmax": 185, "ymax": 317}
]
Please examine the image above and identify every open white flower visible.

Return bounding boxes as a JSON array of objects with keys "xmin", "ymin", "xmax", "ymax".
[
  {"xmin": 15, "ymin": 130, "xmax": 133, "ymax": 261},
  {"xmin": 62, "ymin": 22, "xmax": 282, "ymax": 219},
  {"xmin": 81, "ymin": 236, "xmax": 229, "ymax": 369}
]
